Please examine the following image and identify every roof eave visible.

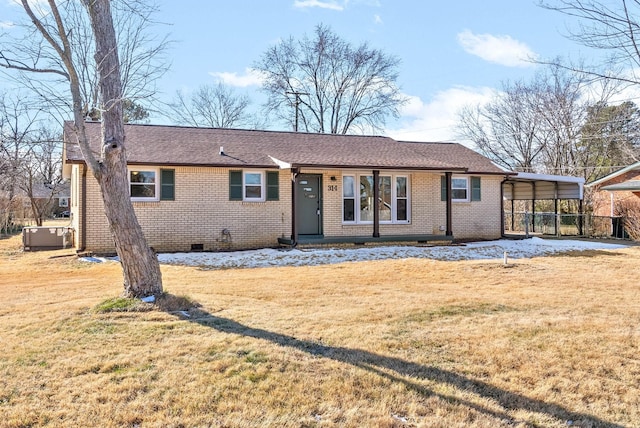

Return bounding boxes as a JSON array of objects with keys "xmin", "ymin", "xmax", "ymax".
[
  {"xmin": 287, "ymin": 163, "xmax": 469, "ymax": 172},
  {"xmin": 586, "ymin": 161, "xmax": 640, "ymax": 187}
]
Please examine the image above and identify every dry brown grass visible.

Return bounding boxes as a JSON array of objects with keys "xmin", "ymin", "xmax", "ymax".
[{"xmin": 1, "ymin": 232, "xmax": 639, "ymax": 427}]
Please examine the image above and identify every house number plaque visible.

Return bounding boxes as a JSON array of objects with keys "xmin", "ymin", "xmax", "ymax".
[{"xmin": 327, "ymin": 185, "xmax": 338, "ymax": 191}]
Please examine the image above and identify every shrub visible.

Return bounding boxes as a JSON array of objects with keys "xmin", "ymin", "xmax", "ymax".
[{"xmin": 615, "ymin": 197, "xmax": 640, "ymax": 240}]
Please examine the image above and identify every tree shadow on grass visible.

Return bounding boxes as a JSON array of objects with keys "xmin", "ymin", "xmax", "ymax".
[
  {"xmin": 168, "ymin": 303, "xmax": 624, "ymax": 427},
  {"xmin": 549, "ymin": 249, "xmax": 628, "ymax": 258}
]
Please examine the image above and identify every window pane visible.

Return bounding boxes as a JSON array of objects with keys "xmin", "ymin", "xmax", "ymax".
[
  {"xmin": 397, "ymin": 199, "xmax": 407, "ymax": 221},
  {"xmin": 452, "ymin": 178, "xmax": 467, "ymax": 189},
  {"xmin": 245, "ymin": 185, "xmax": 262, "ymax": 199},
  {"xmin": 452, "ymin": 189, "xmax": 467, "ymax": 200},
  {"xmin": 343, "ymin": 176, "xmax": 355, "ymax": 198},
  {"xmin": 131, "ymin": 171, "xmax": 155, "ymax": 183},
  {"xmin": 245, "ymin": 173, "xmax": 262, "ymax": 185},
  {"xmin": 130, "ymin": 170, "xmax": 157, "ymax": 199},
  {"xmin": 360, "ymin": 175, "xmax": 373, "ymax": 221},
  {"xmin": 343, "ymin": 199, "xmax": 355, "ymax": 221},
  {"xmin": 396, "ymin": 176, "xmax": 407, "ymax": 198},
  {"xmin": 131, "ymin": 184, "xmax": 156, "ymax": 198},
  {"xmin": 379, "ymin": 176, "xmax": 391, "ymax": 221}
]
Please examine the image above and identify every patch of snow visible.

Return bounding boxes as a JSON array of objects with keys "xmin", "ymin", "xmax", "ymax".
[
  {"xmin": 79, "ymin": 256, "xmax": 113, "ymax": 263},
  {"xmin": 154, "ymin": 237, "xmax": 628, "ymax": 270}
]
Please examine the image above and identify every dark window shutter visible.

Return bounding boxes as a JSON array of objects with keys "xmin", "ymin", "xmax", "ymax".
[
  {"xmin": 266, "ymin": 171, "xmax": 279, "ymax": 201},
  {"xmin": 471, "ymin": 176, "xmax": 481, "ymax": 201},
  {"xmin": 229, "ymin": 170, "xmax": 243, "ymax": 200},
  {"xmin": 440, "ymin": 175, "xmax": 446, "ymax": 201},
  {"xmin": 160, "ymin": 169, "xmax": 175, "ymax": 201}
]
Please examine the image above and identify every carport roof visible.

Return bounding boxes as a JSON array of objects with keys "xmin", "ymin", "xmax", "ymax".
[{"xmin": 503, "ymin": 172, "xmax": 584, "ymax": 201}]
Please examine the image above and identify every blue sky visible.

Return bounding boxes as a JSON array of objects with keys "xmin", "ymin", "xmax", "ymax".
[{"xmin": 2, "ymin": 0, "xmax": 598, "ymax": 142}]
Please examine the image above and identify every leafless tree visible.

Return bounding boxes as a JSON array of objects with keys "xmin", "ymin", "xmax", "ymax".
[
  {"xmin": 534, "ymin": 65, "xmax": 594, "ymax": 177},
  {"xmin": 167, "ymin": 83, "xmax": 258, "ymax": 128},
  {"xmin": 21, "ymin": 127, "xmax": 65, "ymax": 226},
  {"xmin": 0, "ymin": 93, "xmax": 42, "ymax": 224},
  {"xmin": 457, "ymin": 64, "xmax": 622, "ymax": 180},
  {"xmin": 0, "ymin": 0, "xmax": 169, "ymax": 121},
  {"xmin": 0, "ymin": 93, "xmax": 65, "ymax": 227},
  {"xmin": 1, "ymin": 0, "xmax": 163, "ymax": 297},
  {"xmin": 254, "ymin": 24, "xmax": 407, "ymax": 134},
  {"xmin": 539, "ymin": 0, "xmax": 640, "ymax": 86},
  {"xmin": 615, "ymin": 197, "xmax": 640, "ymax": 240},
  {"xmin": 456, "ymin": 80, "xmax": 546, "ymax": 172}
]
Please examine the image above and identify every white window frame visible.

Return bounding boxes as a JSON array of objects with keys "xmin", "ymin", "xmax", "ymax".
[
  {"xmin": 342, "ymin": 173, "xmax": 410, "ymax": 224},
  {"xmin": 129, "ymin": 167, "xmax": 160, "ymax": 202},
  {"xmin": 395, "ymin": 175, "xmax": 409, "ymax": 222},
  {"xmin": 342, "ymin": 175, "xmax": 357, "ymax": 223},
  {"xmin": 451, "ymin": 176, "xmax": 470, "ymax": 202},
  {"xmin": 243, "ymin": 171, "xmax": 265, "ymax": 202}
]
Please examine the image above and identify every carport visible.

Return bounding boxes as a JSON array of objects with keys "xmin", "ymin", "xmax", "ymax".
[{"xmin": 502, "ymin": 172, "xmax": 585, "ymax": 236}]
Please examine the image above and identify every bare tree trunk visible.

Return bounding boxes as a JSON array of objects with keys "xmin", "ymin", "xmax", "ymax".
[
  {"xmin": 85, "ymin": 0, "xmax": 162, "ymax": 297},
  {"xmin": 28, "ymin": 201, "xmax": 43, "ymax": 226}
]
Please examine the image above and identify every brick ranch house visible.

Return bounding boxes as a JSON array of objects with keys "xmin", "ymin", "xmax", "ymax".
[
  {"xmin": 62, "ymin": 121, "xmax": 513, "ymax": 254},
  {"xmin": 585, "ymin": 161, "xmax": 640, "ymax": 238},
  {"xmin": 586, "ymin": 161, "xmax": 640, "ymax": 217}
]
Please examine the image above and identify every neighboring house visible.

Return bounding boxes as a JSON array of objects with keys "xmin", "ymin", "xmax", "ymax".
[
  {"xmin": 585, "ymin": 161, "xmax": 640, "ymax": 238},
  {"xmin": 0, "ymin": 183, "xmax": 70, "ymax": 221},
  {"xmin": 62, "ymin": 121, "xmax": 512, "ymax": 254},
  {"xmin": 30, "ymin": 183, "xmax": 71, "ymax": 218},
  {"xmin": 585, "ymin": 161, "xmax": 640, "ymax": 217}
]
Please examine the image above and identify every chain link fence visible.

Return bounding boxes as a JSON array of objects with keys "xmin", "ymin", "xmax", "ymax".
[{"xmin": 504, "ymin": 212, "xmax": 629, "ymax": 239}]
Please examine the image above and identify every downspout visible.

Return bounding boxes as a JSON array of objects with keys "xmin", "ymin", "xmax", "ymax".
[
  {"xmin": 445, "ymin": 171, "xmax": 453, "ymax": 237},
  {"xmin": 531, "ymin": 181, "xmax": 536, "ymax": 233},
  {"xmin": 610, "ymin": 192, "xmax": 614, "ymax": 217},
  {"xmin": 291, "ymin": 168, "xmax": 299, "ymax": 246},
  {"xmin": 500, "ymin": 176, "xmax": 506, "ymax": 236},
  {"xmin": 610, "ymin": 192, "xmax": 615, "ymax": 236},
  {"xmin": 578, "ymin": 198, "xmax": 584, "ymax": 236},
  {"xmin": 554, "ymin": 181, "xmax": 560, "ymax": 237},
  {"xmin": 373, "ymin": 170, "xmax": 380, "ymax": 238},
  {"xmin": 510, "ymin": 182, "xmax": 516, "ymax": 232},
  {"xmin": 80, "ymin": 165, "xmax": 87, "ymax": 252}
]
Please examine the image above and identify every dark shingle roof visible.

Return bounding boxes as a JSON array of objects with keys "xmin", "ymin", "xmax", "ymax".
[{"xmin": 64, "ymin": 122, "xmax": 507, "ymax": 174}]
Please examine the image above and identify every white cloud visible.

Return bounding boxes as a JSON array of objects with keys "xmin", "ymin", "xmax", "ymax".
[
  {"xmin": 457, "ymin": 29, "xmax": 538, "ymax": 67},
  {"xmin": 386, "ymin": 86, "xmax": 496, "ymax": 145},
  {"xmin": 0, "ymin": 21, "xmax": 14, "ymax": 28},
  {"xmin": 208, "ymin": 68, "xmax": 265, "ymax": 88},
  {"xmin": 293, "ymin": 0, "xmax": 344, "ymax": 11},
  {"xmin": 373, "ymin": 14, "xmax": 383, "ymax": 25}
]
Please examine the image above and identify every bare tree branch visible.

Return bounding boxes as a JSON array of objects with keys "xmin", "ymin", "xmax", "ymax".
[
  {"xmin": 254, "ymin": 24, "xmax": 407, "ymax": 135},
  {"xmin": 166, "ymin": 83, "xmax": 257, "ymax": 129},
  {"xmin": 2, "ymin": 0, "xmax": 165, "ymax": 297},
  {"xmin": 455, "ymin": 64, "xmax": 635, "ymax": 180},
  {"xmin": 539, "ymin": 0, "xmax": 640, "ymax": 85}
]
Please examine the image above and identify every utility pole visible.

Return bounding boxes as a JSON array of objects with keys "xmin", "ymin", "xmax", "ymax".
[{"xmin": 286, "ymin": 91, "xmax": 309, "ymax": 132}]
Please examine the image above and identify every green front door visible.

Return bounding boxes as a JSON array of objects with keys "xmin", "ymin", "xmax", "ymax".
[{"xmin": 296, "ymin": 174, "xmax": 322, "ymax": 235}]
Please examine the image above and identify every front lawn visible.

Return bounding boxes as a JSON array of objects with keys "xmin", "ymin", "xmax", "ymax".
[{"xmin": 0, "ymin": 234, "xmax": 638, "ymax": 427}]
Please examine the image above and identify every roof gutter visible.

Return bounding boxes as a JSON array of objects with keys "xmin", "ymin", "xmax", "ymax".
[
  {"xmin": 285, "ymin": 163, "xmax": 470, "ymax": 172},
  {"xmin": 79, "ymin": 165, "xmax": 87, "ymax": 253}
]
